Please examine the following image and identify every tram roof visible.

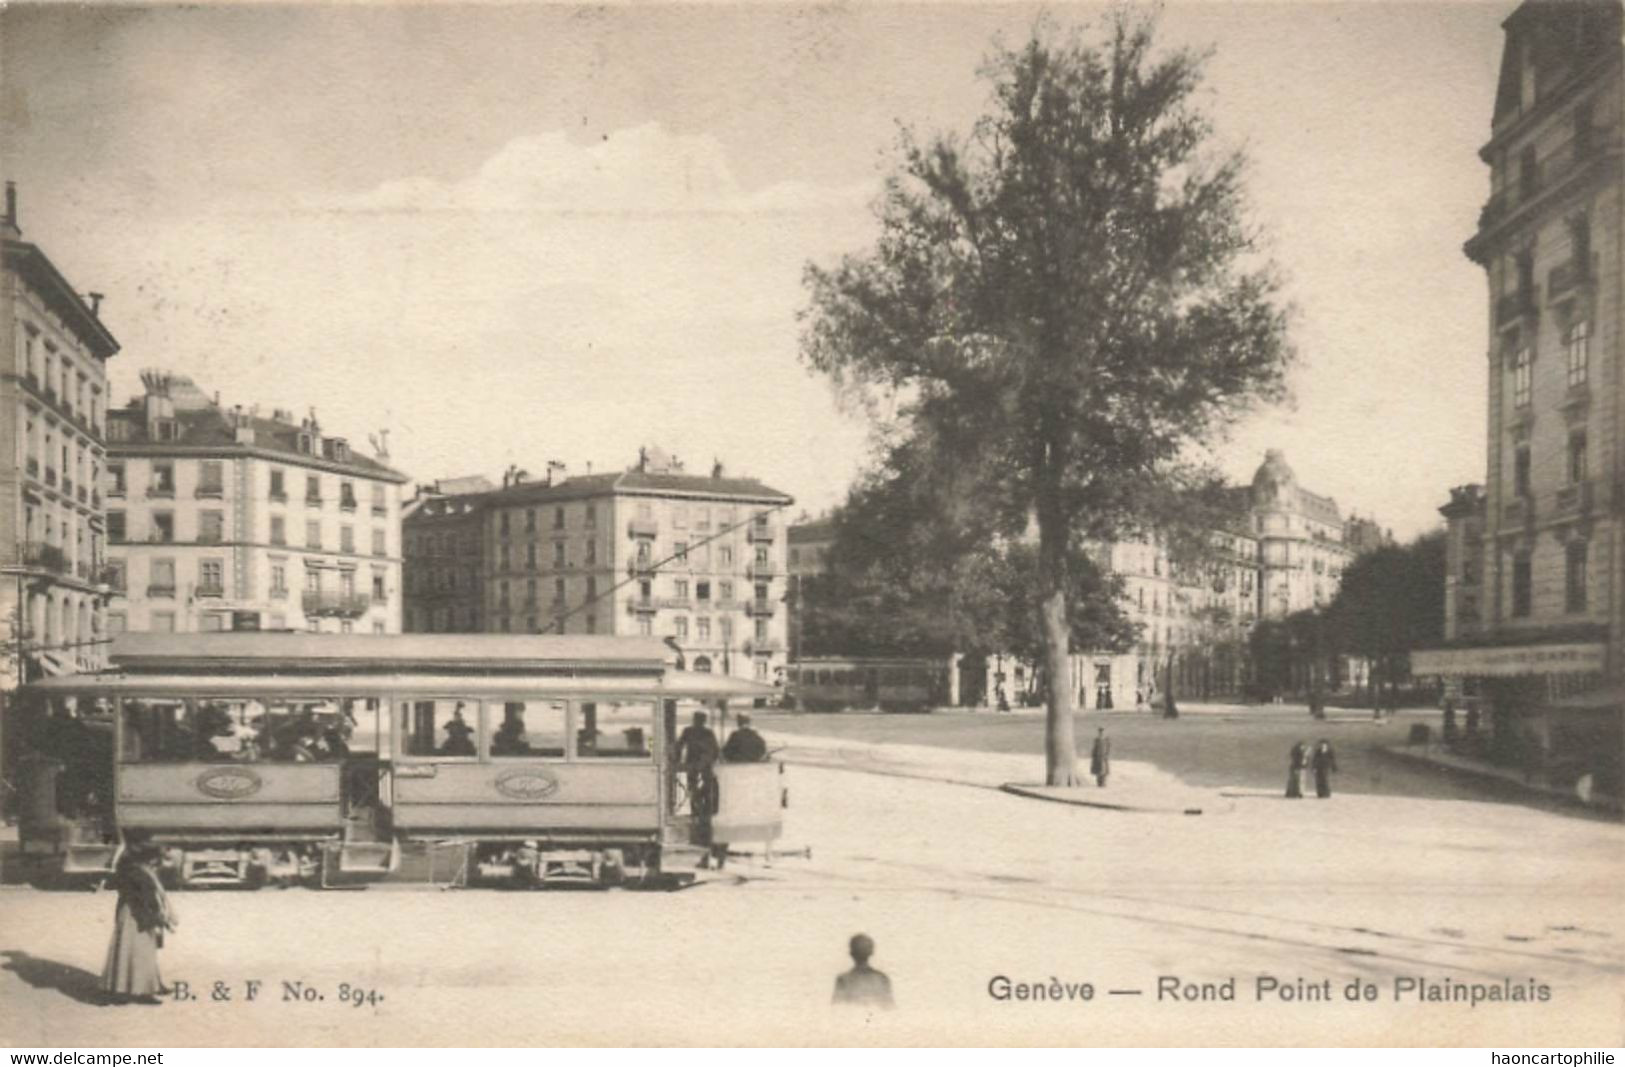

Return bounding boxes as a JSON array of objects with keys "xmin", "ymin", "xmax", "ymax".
[{"xmin": 107, "ymin": 632, "xmax": 675, "ymax": 675}]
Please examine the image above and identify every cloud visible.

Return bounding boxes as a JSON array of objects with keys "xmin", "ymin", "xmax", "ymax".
[{"xmin": 342, "ymin": 122, "xmax": 876, "ymax": 217}]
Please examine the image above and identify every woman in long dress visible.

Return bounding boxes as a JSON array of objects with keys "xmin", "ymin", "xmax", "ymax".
[
  {"xmin": 102, "ymin": 846, "xmax": 175, "ymax": 1003},
  {"xmin": 1286, "ymin": 741, "xmax": 1307, "ymax": 798},
  {"xmin": 1312, "ymin": 740, "xmax": 1338, "ymax": 799}
]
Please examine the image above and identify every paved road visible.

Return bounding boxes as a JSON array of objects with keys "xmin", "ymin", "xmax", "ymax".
[{"xmin": 755, "ymin": 704, "xmax": 1592, "ymax": 814}]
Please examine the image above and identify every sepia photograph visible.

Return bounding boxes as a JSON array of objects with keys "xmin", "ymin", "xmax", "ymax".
[{"xmin": 0, "ymin": 0, "xmax": 1621, "ymax": 1050}]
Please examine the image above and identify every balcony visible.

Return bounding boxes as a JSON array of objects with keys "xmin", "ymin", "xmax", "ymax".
[
  {"xmin": 1475, "ymin": 130, "xmax": 1618, "ymax": 242},
  {"xmin": 20, "ymin": 541, "xmax": 69, "ymax": 574},
  {"xmin": 1555, "ymin": 481, "xmax": 1594, "ymax": 518},
  {"xmin": 745, "ymin": 560, "xmax": 778, "ymax": 579},
  {"xmin": 270, "ymin": 586, "xmax": 288, "ymax": 600},
  {"xmin": 746, "ymin": 523, "xmax": 776, "ymax": 543},
  {"xmin": 626, "ymin": 596, "xmax": 657, "ymax": 614},
  {"xmin": 269, "ymin": 489, "xmax": 288, "ymax": 503},
  {"xmin": 147, "ymin": 583, "xmax": 177, "ymax": 599},
  {"xmin": 195, "ymin": 484, "xmax": 224, "ymax": 499},
  {"xmin": 1548, "ymin": 259, "xmax": 1591, "ymax": 300},
  {"xmin": 745, "ymin": 598, "xmax": 777, "ymax": 617},
  {"xmin": 305, "ymin": 495, "xmax": 323, "ymax": 507},
  {"xmin": 1495, "ymin": 289, "xmax": 1538, "ymax": 327},
  {"xmin": 147, "ymin": 484, "xmax": 174, "ymax": 499},
  {"xmin": 199, "ymin": 530, "xmax": 224, "ymax": 545},
  {"xmin": 372, "ymin": 504, "xmax": 387, "ymax": 518},
  {"xmin": 339, "ymin": 496, "xmax": 359, "ymax": 514},
  {"xmin": 627, "ymin": 516, "xmax": 659, "ymax": 539},
  {"xmin": 626, "ymin": 557, "xmax": 657, "ymax": 577},
  {"xmin": 302, "ymin": 590, "xmax": 371, "ymax": 617},
  {"xmin": 744, "ymin": 638, "xmax": 783, "ymax": 655},
  {"xmin": 196, "ymin": 583, "xmax": 225, "ymax": 599},
  {"xmin": 656, "ymin": 596, "xmax": 692, "ymax": 610}
]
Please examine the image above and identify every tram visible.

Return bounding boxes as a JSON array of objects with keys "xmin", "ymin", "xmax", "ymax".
[{"xmin": 6, "ymin": 632, "xmax": 783, "ymax": 888}]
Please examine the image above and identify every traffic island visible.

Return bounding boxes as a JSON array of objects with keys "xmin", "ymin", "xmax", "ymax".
[{"xmin": 998, "ymin": 781, "xmax": 1211, "ymax": 815}]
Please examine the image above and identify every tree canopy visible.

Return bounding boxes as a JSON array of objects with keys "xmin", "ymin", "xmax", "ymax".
[{"xmin": 800, "ymin": 12, "xmax": 1292, "ymax": 784}]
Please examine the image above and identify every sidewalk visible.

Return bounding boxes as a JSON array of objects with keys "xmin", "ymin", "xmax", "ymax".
[
  {"xmin": 1381, "ymin": 743, "xmax": 1622, "ymax": 814},
  {"xmin": 765, "ymin": 730, "xmax": 1226, "ymax": 815}
]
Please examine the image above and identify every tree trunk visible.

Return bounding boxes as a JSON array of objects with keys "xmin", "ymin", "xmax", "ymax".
[{"xmin": 1036, "ymin": 491, "xmax": 1078, "ymax": 786}]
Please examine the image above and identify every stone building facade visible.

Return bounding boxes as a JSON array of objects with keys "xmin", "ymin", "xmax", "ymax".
[
  {"xmin": 1416, "ymin": 0, "xmax": 1622, "ymax": 801},
  {"xmin": 405, "ymin": 450, "xmax": 794, "ymax": 684},
  {"xmin": 0, "ymin": 184, "xmax": 120, "ymax": 684},
  {"xmin": 105, "ymin": 373, "xmax": 408, "ymax": 635}
]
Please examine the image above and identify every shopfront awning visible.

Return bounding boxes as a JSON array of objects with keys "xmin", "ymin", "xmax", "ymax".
[{"xmin": 1411, "ymin": 641, "xmax": 1606, "ymax": 678}]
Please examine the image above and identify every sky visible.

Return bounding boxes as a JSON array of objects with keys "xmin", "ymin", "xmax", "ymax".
[{"xmin": 0, "ymin": 2, "xmax": 1507, "ymax": 540}]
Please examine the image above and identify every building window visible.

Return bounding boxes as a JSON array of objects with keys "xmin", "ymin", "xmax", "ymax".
[
  {"xmin": 1511, "ymin": 345, "xmax": 1532, "ymax": 409},
  {"xmin": 108, "ymin": 511, "xmax": 127, "ymax": 543},
  {"xmin": 150, "ymin": 462, "xmax": 175, "ymax": 497},
  {"xmin": 371, "ymin": 483, "xmax": 386, "ymax": 516},
  {"xmin": 674, "ymin": 616, "xmax": 689, "ymax": 639},
  {"xmin": 340, "ymin": 481, "xmax": 358, "ymax": 512},
  {"xmin": 151, "ymin": 512, "xmax": 174, "ymax": 543},
  {"xmin": 754, "ymin": 618, "xmax": 769, "ymax": 642},
  {"xmin": 696, "ymin": 580, "xmax": 710, "ymax": 602},
  {"xmin": 372, "ymin": 570, "xmax": 386, "ymax": 600},
  {"xmin": 697, "ymin": 616, "xmax": 711, "ymax": 641},
  {"xmin": 270, "ymin": 515, "xmax": 286, "ymax": 545},
  {"xmin": 1565, "ymin": 541, "xmax": 1588, "ymax": 614},
  {"xmin": 554, "ymin": 541, "xmax": 566, "ymax": 568},
  {"xmin": 199, "ymin": 510, "xmax": 224, "ymax": 544},
  {"xmin": 554, "ymin": 506, "xmax": 565, "ymax": 530},
  {"xmin": 306, "ymin": 520, "xmax": 321, "ymax": 550},
  {"xmin": 720, "ymin": 580, "xmax": 734, "ymax": 602},
  {"xmin": 721, "ymin": 617, "xmax": 734, "ymax": 643},
  {"xmin": 675, "ymin": 541, "xmax": 689, "ymax": 563},
  {"xmin": 306, "ymin": 567, "xmax": 322, "ymax": 593},
  {"xmin": 585, "ymin": 504, "xmax": 596, "ymax": 528},
  {"xmin": 341, "ymin": 526, "xmax": 356, "ymax": 554},
  {"xmin": 675, "ymin": 579, "xmax": 690, "ymax": 600},
  {"xmin": 1511, "ymin": 554, "xmax": 1532, "ymax": 618},
  {"xmin": 269, "ymin": 468, "xmax": 286, "ymax": 501},
  {"xmin": 526, "ymin": 543, "xmax": 538, "ymax": 569},
  {"xmin": 150, "ymin": 558, "xmax": 176, "ymax": 597},
  {"xmin": 1565, "ymin": 320, "xmax": 1590, "ymax": 389},
  {"xmin": 306, "ymin": 474, "xmax": 322, "ymax": 504},
  {"xmin": 271, "ymin": 564, "xmax": 288, "ymax": 595},
  {"xmin": 673, "ymin": 505, "xmax": 688, "ymax": 529},
  {"xmin": 585, "ymin": 539, "xmax": 596, "ymax": 565},
  {"xmin": 637, "ymin": 616, "xmax": 652, "ymax": 636},
  {"xmin": 1513, "ymin": 446, "xmax": 1531, "ymax": 498},
  {"xmin": 585, "ymin": 576, "xmax": 597, "ymax": 603},
  {"xmin": 585, "ymin": 613, "xmax": 596, "ymax": 634},
  {"xmin": 500, "ymin": 511, "xmax": 511, "ymax": 536},
  {"xmin": 198, "ymin": 460, "xmax": 224, "ymax": 498},
  {"xmin": 198, "ymin": 558, "xmax": 224, "ymax": 597},
  {"xmin": 1568, "ymin": 431, "xmax": 1588, "ymax": 485},
  {"xmin": 525, "ymin": 509, "xmax": 536, "ymax": 532},
  {"xmin": 107, "ymin": 463, "xmax": 126, "ymax": 497},
  {"xmin": 372, "ymin": 529, "xmax": 385, "ymax": 557}
]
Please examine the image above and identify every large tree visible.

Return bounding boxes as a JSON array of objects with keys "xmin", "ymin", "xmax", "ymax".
[
  {"xmin": 800, "ymin": 13, "xmax": 1292, "ymax": 783},
  {"xmin": 1326, "ymin": 532, "xmax": 1446, "ymax": 703}
]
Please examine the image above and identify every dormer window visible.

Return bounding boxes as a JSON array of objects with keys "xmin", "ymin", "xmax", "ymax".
[
  {"xmin": 298, "ymin": 432, "xmax": 313, "ymax": 454},
  {"xmin": 155, "ymin": 419, "xmax": 177, "ymax": 442}
]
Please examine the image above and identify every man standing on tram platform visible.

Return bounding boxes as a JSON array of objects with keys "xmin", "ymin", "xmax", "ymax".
[
  {"xmin": 722, "ymin": 713, "xmax": 768, "ymax": 763},
  {"xmin": 674, "ymin": 711, "xmax": 720, "ymax": 817}
]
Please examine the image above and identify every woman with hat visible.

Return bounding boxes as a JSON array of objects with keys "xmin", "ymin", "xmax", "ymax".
[{"xmin": 102, "ymin": 841, "xmax": 176, "ymax": 1003}]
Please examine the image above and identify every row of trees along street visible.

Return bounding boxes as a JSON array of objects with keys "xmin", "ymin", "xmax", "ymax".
[{"xmin": 797, "ymin": 12, "xmax": 1293, "ymax": 785}]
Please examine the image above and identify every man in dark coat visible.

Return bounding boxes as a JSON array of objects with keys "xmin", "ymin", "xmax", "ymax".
[
  {"xmin": 1286, "ymin": 741, "xmax": 1307, "ymax": 798},
  {"xmin": 722, "ymin": 713, "xmax": 768, "ymax": 763},
  {"xmin": 1089, "ymin": 728, "xmax": 1111, "ymax": 788},
  {"xmin": 833, "ymin": 933, "xmax": 894, "ymax": 1010},
  {"xmin": 673, "ymin": 711, "xmax": 720, "ymax": 815}
]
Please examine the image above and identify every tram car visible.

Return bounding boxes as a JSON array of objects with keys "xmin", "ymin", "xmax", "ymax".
[
  {"xmin": 787, "ymin": 656, "xmax": 950, "ymax": 713},
  {"xmin": 7, "ymin": 633, "xmax": 782, "ymax": 888}
]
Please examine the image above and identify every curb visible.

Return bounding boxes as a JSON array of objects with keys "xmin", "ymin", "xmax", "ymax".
[
  {"xmin": 998, "ymin": 782, "xmax": 1206, "ymax": 816},
  {"xmin": 1377, "ymin": 745, "xmax": 1623, "ymax": 815}
]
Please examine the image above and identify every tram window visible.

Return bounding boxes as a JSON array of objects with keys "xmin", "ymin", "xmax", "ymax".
[
  {"xmin": 817, "ymin": 670, "xmax": 831, "ymax": 686},
  {"xmin": 192, "ymin": 699, "xmax": 266, "ymax": 761},
  {"xmin": 120, "ymin": 698, "xmax": 193, "ymax": 762},
  {"xmin": 486, "ymin": 700, "xmax": 566, "ymax": 759},
  {"xmin": 401, "ymin": 699, "xmax": 479, "ymax": 758},
  {"xmin": 576, "ymin": 701, "xmax": 652, "ymax": 759},
  {"xmin": 342, "ymin": 698, "xmax": 382, "ymax": 755}
]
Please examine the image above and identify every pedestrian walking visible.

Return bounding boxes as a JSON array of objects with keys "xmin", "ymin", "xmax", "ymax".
[
  {"xmin": 102, "ymin": 843, "xmax": 175, "ymax": 1004},
  {"xmin": 1311, "ymin": 739, "xmax": 1338, "ymax": 799},
  {"xmin": 1089, "ymin": 728, "xmax": 1111, "ymax": 788},
  {"xmin": 832, "ymin": 933, "xmax": 894, "ymax": 1010},
  {"xmin": 1286, "ymin": 741, "xmax": 1307, "ymax": 799}
]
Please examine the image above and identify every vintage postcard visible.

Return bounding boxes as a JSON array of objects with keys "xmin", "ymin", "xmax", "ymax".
[{"xmin": 0, "ymin": 0, "xmax": 1621, "ymax": 1050}]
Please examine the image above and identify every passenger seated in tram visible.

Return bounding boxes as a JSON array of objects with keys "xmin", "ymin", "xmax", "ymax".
[
  {"xmin": 440, "ymin": 705, "xmax": 476, "ymax": 757},
  {"xmin": 321, "ymin": 720, "xmax": 352, "ymax": 760},
  {"xmin": 194, "ymin": 702, "xmax": 239, "ymax": 761},
  {"xmin": 491, "ymin": 705, "xmax": 531, "ymax": 756}
]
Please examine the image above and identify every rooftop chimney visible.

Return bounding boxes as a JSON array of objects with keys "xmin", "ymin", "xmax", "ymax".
[
  {"xmin": 3, "ymin": 181, "xmax": 17, "ymax": 238},
  {"xmin": 86, "ymin": 292, "xmax": 104, "ymax": 316}
]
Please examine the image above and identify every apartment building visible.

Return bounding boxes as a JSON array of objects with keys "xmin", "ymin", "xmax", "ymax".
[
  {"xmin": 405, "ymin": 449, "xmax": 794, "ymax": 683},
  {"xmin": 0, "ymin": 183, "xmax": 120, "ymax": 683},
  {"xmin": 105, "ymin": 373, "xmax": 408, "ymax": 634},
  {"xmin": 1417, "ymin": 0, "xmax": 1622, "ymax": 799}
]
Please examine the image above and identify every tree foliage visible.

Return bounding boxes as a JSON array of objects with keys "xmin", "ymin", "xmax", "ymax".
[
  {"xmin": 1326, "ymin": 531, "xmax": 1446, "ymax": 666},
  {"xmin": 800, "ymin": 12, "xmax": 1292, "ymax": 784}
]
